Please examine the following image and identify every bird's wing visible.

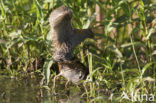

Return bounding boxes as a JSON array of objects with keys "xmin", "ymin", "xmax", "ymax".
[
  {"xmin": 71, "ymin": 29, "xmax": 93, "ymax": 48},
  {"xmin": 50, "ymin": 12, "xmax": 72, "ymax": 29},
  {"xmin": 49, "ymin": 7, "xmax": 73, "ymax": 43}
]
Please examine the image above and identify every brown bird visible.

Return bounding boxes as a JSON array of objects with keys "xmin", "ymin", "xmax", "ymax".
[
  {"xmin": 49, "ymin": 6, "xmax": 94, "ymax": 63},
  {"xmin": 53, "ymin": 60, "xmax": 89, "ymax": 88}
]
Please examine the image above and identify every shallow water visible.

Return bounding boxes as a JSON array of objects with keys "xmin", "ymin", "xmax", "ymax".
[
  {"xmin": 0, "ymin": 76, "xmax": 87, "ymax": 103},
  {"xmin": 0, "ymin": 76, "xmax": 41, "ymax": 103},
  {"xmin": 0, "ymin": 75, "xmax": 122, "ymax": 103}
]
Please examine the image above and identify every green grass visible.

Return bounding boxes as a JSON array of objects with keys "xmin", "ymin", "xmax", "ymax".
[{"xmin": 0, "ymin": 0, "xmax": 156, "ymax": 102}]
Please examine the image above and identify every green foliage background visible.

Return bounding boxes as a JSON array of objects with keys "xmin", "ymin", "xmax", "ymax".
[{"xmin": 0, "ymin": 0, "xmax": 156, "ymax": 102}]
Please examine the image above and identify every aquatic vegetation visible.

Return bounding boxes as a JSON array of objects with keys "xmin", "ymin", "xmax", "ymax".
[{"xmin": 0, "ymin": 0, "xmax": 156, "ymax": 102}]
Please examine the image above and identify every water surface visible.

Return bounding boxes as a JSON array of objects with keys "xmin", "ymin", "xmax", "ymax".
[{"xmin": 0, "ymin": 76, "xmax": 86, "ymax": 103}]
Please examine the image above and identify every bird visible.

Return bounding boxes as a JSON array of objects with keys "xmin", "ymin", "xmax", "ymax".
[
  {"xmin": 49, "ymin": 6, "xmax": 94, "ymax": 63},
  {"xmin": 53, "ymin": 60, "xmax": 89, "ymax": 88}
]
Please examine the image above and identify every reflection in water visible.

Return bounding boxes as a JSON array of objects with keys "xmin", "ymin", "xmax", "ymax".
[
  {"xmin": 0, "ymin": 76, "xmax": 85, "ymax": 103},
  {"xmin": 0, "ymin": 76, "xmax": 42, "ymax": 103},
  {"xmin": 59, "ymin": 94, "xmax": 81, "ymax": 103},
  {"xmin": 0, "ymin": 76, "xmax": 113, "ymax": 103}
]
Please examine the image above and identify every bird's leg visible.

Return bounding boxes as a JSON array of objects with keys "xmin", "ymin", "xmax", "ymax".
[
  {"xmin": 53, "ymin": 73, "xmax": 61, "ymax": 95},
  {"xmin": 65, "ymin": 80, "xmax": 70, "ymax": 89},
  {"xmin": 65, "ymin": 80, "xmax": 70, "ymax": 96},
  {"xmin": 53, "ymin": 73, "xmax": 61, "ymax": 90}
]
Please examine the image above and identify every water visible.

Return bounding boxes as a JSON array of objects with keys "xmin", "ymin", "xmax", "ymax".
[{"xmin": 0, "ymin": 76, "xmax": 85, "ymax": 103}]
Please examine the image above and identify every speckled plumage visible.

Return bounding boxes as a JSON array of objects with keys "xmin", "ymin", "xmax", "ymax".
[{"xmin": 58, "ymin": 60, "xmax": 89, "ymax": 84}]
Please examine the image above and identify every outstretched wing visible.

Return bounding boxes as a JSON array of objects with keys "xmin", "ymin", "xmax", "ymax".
[
  {"xmin": 49, "ymin": 6, "xmax": 73, "ymax": 43},
  {"xmin": 71, "ymin": 29, "xmax": 94, "ymax": 48}
]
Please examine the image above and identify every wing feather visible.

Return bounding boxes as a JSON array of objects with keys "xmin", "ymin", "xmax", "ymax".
[{"xmin": 49, "ymin": 6, "xmax": 73, "ymax": 43}]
